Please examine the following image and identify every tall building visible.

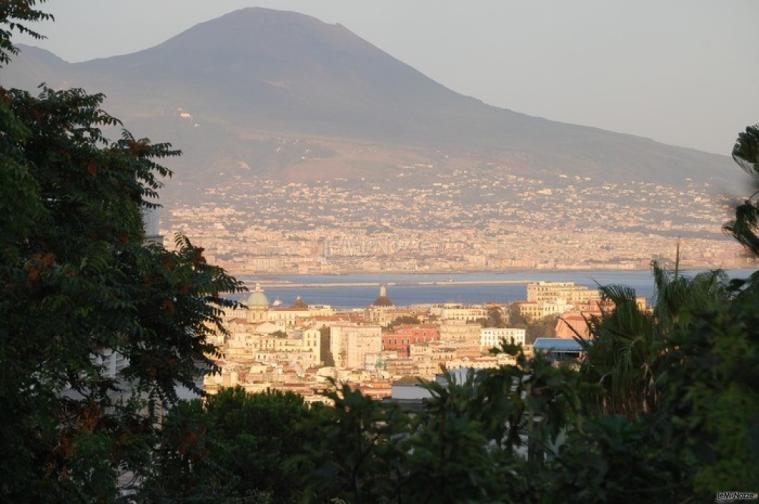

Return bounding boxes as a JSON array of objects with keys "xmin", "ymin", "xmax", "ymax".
[
  {"xmin": 526, "ymin": 281, "xmax": 600, "ymax": 305},
  {"xmin": 302, "ymin": 327, "xmax": 322, "ymax": 366},
  {"xmin": 329, "ymin": 324, "xmax": 382, "ymax": 369}
]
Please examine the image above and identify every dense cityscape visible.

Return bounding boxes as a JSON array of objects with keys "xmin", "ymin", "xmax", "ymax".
[
  {"xmin": 167, "ymin": 165, "xmax": 748, "ymax": 274},
  {"xmin": 204, "ymin": 281, "xmax": 638, "ymax": 402}
]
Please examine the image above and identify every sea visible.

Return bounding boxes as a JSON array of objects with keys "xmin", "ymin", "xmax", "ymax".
[{"xmin": 233, "ymin": 269, "xmax": 756, "ymax": 309}]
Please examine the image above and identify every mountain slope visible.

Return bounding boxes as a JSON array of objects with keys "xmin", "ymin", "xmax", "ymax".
[{"xmin": 2, "ymin": 7, "xmax": 731, "ymax": 186}]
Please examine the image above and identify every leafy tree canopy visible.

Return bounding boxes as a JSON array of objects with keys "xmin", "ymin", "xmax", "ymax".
[
  {"xmin": 724, "ymin": 124, "xmax": 759, "ymax": 255},
  {"xmin": 1, "ymin": 5, "xmax": 245, "ymax": 499},
  {"xmin": 0, "ymin": 0, "xmax": 53, "ymax": 65}
]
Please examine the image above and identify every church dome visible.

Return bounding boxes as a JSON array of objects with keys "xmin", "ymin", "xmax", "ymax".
[
  {"xmin": 372, "ymin": 284, "xmax": 393, "ymax": 306},
  {"xmin": 246, "ymin": 283, "xmax": 270, "ymax": 308},
  {"xmin": 290, "ymin": 295, "xmax": 308, "ymax": 309}
]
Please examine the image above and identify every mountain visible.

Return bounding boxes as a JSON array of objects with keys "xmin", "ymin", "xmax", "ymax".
[
  {"xmin": 2, "ymin": 7, "xmax": 733, "ymax": 189},
  {"xmin": 4, "ymin": 8, "xmax": 747, "ymax": 273}
]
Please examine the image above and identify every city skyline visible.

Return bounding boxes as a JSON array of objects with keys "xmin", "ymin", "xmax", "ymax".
[{"xmin": 204, "ymin": 280, "xmax": 601, "ymax": 401}]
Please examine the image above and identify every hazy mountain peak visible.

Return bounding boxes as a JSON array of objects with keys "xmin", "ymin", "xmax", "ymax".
[
  {"xmin": 15, "ymin": 44, "xmax": 67, "ymax": 64},
  {"xmin": 2, "ymin": 7, "xmax": 730, "ymax": 187},
  {"xmin": 151, "ymin": 6, "xmax": 378, "ymax": 58}
]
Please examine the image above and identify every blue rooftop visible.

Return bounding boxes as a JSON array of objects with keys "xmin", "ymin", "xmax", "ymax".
[{"xmin": 533, "ymin": 338, "xmax": 583, "ymax": 352}]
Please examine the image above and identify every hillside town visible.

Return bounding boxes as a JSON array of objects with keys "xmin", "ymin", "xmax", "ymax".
[
  {"xmin": 166, "ymin": 171, "xmax": 749, "ymax": 274},
  {"xmin": 204, "ymin": 281, "xmax": 641, "ymax": 401}
]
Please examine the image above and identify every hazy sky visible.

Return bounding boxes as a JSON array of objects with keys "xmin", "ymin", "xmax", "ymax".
[{"xmin": 13, "ymin": 0, "xmax": 759, "ymax": 155}]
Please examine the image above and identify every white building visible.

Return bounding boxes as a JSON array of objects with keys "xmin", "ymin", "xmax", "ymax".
[{"xmin": 480, "ymin": 327, "xmax": 526, "ymax": 349}]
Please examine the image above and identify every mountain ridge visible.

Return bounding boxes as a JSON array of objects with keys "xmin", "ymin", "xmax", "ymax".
[{"xmin": 2, "ymin": 7, "xmax": 732, "ymax": 188}]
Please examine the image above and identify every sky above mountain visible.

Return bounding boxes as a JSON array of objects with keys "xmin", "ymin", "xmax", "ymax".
[
  {"xmin": 12, "ymin": 0, "xmax": 759, "ymax": 155},
  {"xmin": 4, "ymin": 6, "xmax": 737, "ymax": 193}
]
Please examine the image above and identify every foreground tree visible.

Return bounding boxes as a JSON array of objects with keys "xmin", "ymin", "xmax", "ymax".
[
  {"xmin": 142, "ymin": 388, "xmax": 318, "ymax": 503},
  {"xmin": 577, "ymin": 266, "xmax": 731, "ymax": 417},
  {"xmin": 1, "ymin": 5, "xmax": 245, "ymax": 501},
  {"xmin": 724, "ymin": 124, "xmax": 759, "ymax": 255},
  {"xmin": 0, "ymin": 0, "xmax": 52, "ymax": 66}
]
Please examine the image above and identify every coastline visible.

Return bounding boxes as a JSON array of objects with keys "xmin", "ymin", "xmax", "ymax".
[{"xmin": 226, "ymin": 268, "xmax": 756, "ymax": 309}]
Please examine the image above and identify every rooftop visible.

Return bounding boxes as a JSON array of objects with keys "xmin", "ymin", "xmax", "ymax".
[{"xmin": 533, "ymin": 338, "xmax": 584, "ymax": 352}]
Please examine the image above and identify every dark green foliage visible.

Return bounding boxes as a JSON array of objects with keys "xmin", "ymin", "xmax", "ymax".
[
  {"xmin": 0, "ymin": 83, "xmax": 244, "ymax": 500},
  {"xmin": 724, "ymin": 124, "xmax": 759, "ymax": 255},
  {"xmin": 297, "ymin": 381, "xmax": 410, "ymax": 503},
  {"xmin": 577, "ymin": 267, "xmax": 732, "ymax": 417},
  {"xmin": 547, "ymin": 413, "xmax": 686, "ymax": 503},
  {"xmin": 657, "ymin": 269, "xmax": 759, "ymax": 493},
  {"xmin": 142, "ymin": 388, "xmax": 317, "ymax": 503},
  {"xmin": 146, "ymin": 247, "xmax": 758, "ymax": 502},
  {"xmin": 571, "ymin": 264, "xmax": 759, "ymax": 497},
  {"xmin": 0, "ymin": 0, "xmax": 53, "ymax": 65}
]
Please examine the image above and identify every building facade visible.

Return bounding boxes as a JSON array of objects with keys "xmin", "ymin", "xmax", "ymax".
[
  {"xmin": 526, "ymin": 281, "xmax": 600, "ymax": 305},
  {"xmin": 382, "ymin": 324, "xmax": 440, "ymax": 358},
  {"xmin": 329, "ymin": 324, "xmax": 383, "ymax": 369},
  {"xmin": 480, "ymin": 327, "xmax": 526, "ymax": 349}
]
